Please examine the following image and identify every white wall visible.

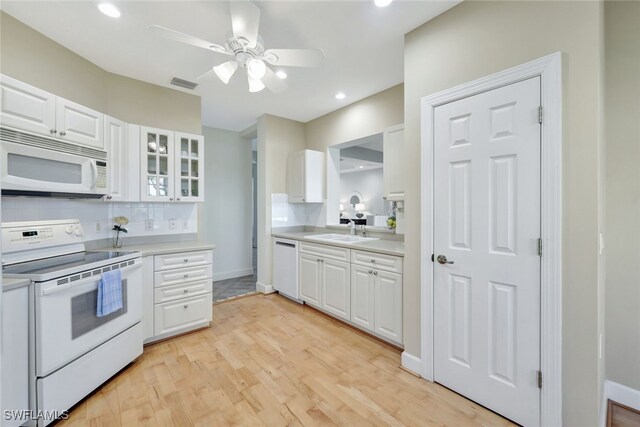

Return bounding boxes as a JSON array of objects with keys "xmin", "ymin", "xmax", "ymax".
[
  {"xmin": 1, "ymin": 198, "xmax": 197, "ymax": 242},
  {"xmin": 605, "ymin": 0, "xmax": 640, "ymax": 392},
  {"xmin": 200, "ymin": 126, "xmax": 253, "ymax": 281},
  {"xmin": 340, "ymin": 169, "xmax": 385, "ymax": 216}
]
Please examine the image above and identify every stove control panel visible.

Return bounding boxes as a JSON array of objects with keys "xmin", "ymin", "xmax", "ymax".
[{"xmin": 2, "ymin": 220, "xmax": 85, "ymax": 257}]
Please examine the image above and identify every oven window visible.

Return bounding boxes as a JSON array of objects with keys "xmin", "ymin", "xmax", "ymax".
[
  {"xmin": 71, "ymin": 280, "xmax": 128, "ymax": 339},
  {"xmin": 8, "ymin": 153, "xmax": 82, "ymax": 184}
]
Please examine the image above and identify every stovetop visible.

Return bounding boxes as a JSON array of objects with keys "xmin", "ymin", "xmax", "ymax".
[{"xmin": 2, "ymin": 250, "xmax": 139, "ymax": 279}]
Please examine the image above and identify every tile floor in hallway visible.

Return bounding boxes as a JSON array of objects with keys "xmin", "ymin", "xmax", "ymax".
[
  {"xmin": 212, "ymin": 248, "xmax": 257, "ymax": 302},
  {"xmin": 57, "ymin": 294, "xmax": 514, "ymax": 426}
]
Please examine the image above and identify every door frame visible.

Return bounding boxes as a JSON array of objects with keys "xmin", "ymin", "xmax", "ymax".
[{"xmin": 419, "ymin": 52, "xmax": 562, "ymax": 426}]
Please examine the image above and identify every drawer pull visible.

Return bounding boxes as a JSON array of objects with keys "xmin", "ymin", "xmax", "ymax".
[
  {"xmin": 368, "ymin": 270, "xmax": 373, "ymax": 274},
  {"xmin": 374, "ymin": 271, "xmax": 378, "ymax": 276},
  {"xmin": 371, "ymin": 259, "xmax": 376, "ymax": 263},
  {"xmin": 183, "ymin": 274, "xmax": 189, "ymax": 278},
  {"xmin": 184, "ymin": 289, "xmax": 189, "ymax": 293},
  {"xmin": 183, "ymin": 304, "xmax": 188, "ymax": 308},
  {"xmin": 184, "ymin": 258, "xmax": 189, "ymax": 263}
]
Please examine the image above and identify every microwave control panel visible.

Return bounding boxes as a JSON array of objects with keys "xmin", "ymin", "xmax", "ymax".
[{"xmin": 96, "ymin": 161, "xmax": 107, "ymax": 190}]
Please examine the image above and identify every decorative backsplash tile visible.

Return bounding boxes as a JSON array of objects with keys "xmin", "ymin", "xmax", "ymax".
[{"xmin": 1, "ymin": 198, "xmax": 198, "ymax": 242}]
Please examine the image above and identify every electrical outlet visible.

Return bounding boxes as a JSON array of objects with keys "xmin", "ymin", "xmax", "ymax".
[
  {"xmin": 145, "ymin": 219, "xmax": 154, "ymax": 231},
  {"xmin": 96, "ymin": 222, "xmax": 101, "ymax": 232},
  {"xmin": 168, "ymin": 218, "xmax": 177, "ymax": 230}
]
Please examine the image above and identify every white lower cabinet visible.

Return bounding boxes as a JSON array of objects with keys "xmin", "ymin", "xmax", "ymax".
[
  {"xmin": 298, "ymin": 242, "xmax": 403, "ymax": 345},
  {"xmin": 142, "ymin": 249, "xmax": 213, "ymax": 343},
  {"xmin": 373, "ymin": 270, "xmax": 403, "ymax": 343},
  {"xmin": 350, "ymin": 265, "xmax": 375, "ymax": 331},
  {"xmin": 321, "ymin": 259, "xmax": 350, "ymax": 321},
  {"xmin": 299, "ymin": 253, "xmax": 322, "ymax": 307}
]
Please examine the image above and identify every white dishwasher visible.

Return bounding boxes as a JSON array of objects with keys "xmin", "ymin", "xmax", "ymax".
[{"xmin": 272, "ymin": 238, "xmax": 301, "ymax": 302}]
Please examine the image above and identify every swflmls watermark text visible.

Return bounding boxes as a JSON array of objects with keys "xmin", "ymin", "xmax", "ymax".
[{"xmin": 4, "ymin": 409, "xmax": 69, "ymax": 421}]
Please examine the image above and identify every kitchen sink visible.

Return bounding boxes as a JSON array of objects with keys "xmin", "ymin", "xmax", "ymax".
[{"xmin": 304, "ymin": 233, "xmax": 380, "ymax": 244}]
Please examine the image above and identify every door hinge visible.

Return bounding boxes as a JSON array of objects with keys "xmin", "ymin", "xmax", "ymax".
[
  {"xmin": 431, "ymin": 254, "xmax": 434, "ymax": 263},
  {"xmin": 537, "ymin": 370, "xmax": 543, "ymax": 388},
  {"xmin": 537, "ymin": 238, "xmax": 543, "ymax": 257},
  {"xmin": 538, "ymin": 106, "xmax": 543, "ymax": 124}
]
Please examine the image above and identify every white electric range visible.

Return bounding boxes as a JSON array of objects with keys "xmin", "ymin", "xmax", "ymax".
[{"xmin": 2, "ymin": 219, "xmax": 143, "ymax": 426}]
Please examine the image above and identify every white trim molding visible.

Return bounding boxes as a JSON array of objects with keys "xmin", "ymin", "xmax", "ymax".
[
  {"xmin": 213, "ymin": 268, "xmax": 255, "ymax": 282},
  {"xmin": 256, "ymin": 281, "xmax": 275, "ymax": 294},
  {"xmin": 601, "ymin": 380, "xmax": 640, "ymax": 427},
  {"xmin": 420, "ymin": 52, "xmax": 563, "ymax": 426},
  {"xmin": 401, "ymin": 352, "xmax": 422, "ymax": 377}
]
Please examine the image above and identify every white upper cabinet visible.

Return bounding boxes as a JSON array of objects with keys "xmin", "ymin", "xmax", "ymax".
[
  {"xmin": 56, "ymin": 97, "xmax": 104, "ymax": 149},
  {"xmin": 104, "ymin": 116, "xmax": 127, "ymax": 201},
  {"xmin": 0, "ymin": 75, "xmax": 56, "ymax": 136},
  {"xmin": 383, "ymin": 124, "xmax": 405, "ymax": 201},
  {"xmin": 174, "ymin": 132, "xmax": 204, "ymax": 202},
  {"xmin": 140, "ymin": 127, "xmax": 203, "ymax": 203},
  {"xmin": 288, "ymin": 149, "xmax": 324, "ymax": 203},
  {"xmin": 0, "ymin": 75, "xmax": 104, "ymax": 149},
  {"xmin": 141, "ymin": 126, "xmax": 175, "ymax": 202}
]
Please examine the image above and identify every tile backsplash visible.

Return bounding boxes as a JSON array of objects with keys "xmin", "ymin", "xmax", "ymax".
[
  {"xmin": 1, "ymin": 198, "xmax": 198, "ymax": 242},
  {"xmin": 271, "ymin": 193, "xmax": 326, "ymax": 228}
]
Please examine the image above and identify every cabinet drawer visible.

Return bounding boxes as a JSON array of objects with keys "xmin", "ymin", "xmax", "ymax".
[
  {"xmin": 154, "ymin": 279, "xmax": 212, "ymax": 304},
  {"xmin": 351, "ymin": 250, "xmax": 403, "ymax": 274},
  {"xmin": 154, "ymin": 294, "xmax": 212, "ymax": 337},
  {"xmin": 154, "ymin": 264, "xmax": 213, "ymax": 288},
  {"xmin": 154, "ymin": 250, "xmax": 213, "ymax": 271},
  {"xmin": 299, "ymin": 242, "xmax": 350, "ymax": 262}
]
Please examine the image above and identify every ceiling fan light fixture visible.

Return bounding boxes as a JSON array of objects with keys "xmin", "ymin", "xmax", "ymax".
[
  {"xmin": 248, "ymin": 76, "xmax": 265, "ymax": 93},
  {"xmin": 246, "ymin": 59, "xmax": 267, "ymax": 80},
  {"xmin": 374, "ymin": 0, "xmax": 393, "ymax": 7},
  {"xmin": 335, "ymin": 92, "xmax": 346, "ymax": 100},
  {"xmin": 276, "ymin": 70, "xmax": 287, "ymax": 79},
  {"xmin": 213, "ymin": 61, "xmax": 239, "ymax": 84},
  {"xmin": 98, "ymin": 2, "xmax": 121, "ymax": 18}
]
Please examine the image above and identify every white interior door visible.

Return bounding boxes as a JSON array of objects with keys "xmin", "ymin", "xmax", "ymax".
[{"xmin": 433, "ymin": 77, "xmax": 541, "ymax": 427}]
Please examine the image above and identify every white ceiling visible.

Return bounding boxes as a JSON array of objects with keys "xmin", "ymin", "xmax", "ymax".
[{"xmin": 0, "ymin": 0, "xmax": 459, "ymax": 131}]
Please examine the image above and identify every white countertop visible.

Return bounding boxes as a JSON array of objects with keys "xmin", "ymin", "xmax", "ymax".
[
  {"xmin": 272, "ymin": 231, "xmax": 404, "ymax": 257},
  {"xmin": 96, "ymin": 241, "xmax": 215, "ymax": 257},
  {"xmin": 3, "ymin": 276, "xmax": 31, "ymax": 291}
]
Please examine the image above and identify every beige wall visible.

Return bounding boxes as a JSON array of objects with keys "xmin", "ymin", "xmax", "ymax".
[
  {"xmin": 256, "ymin": 115, "xmax": 306, "ymax": 287},
  {"xmin": 0, "ymin": 12, "xmax": 201, "ymax": 133},
  {"xmin": 605, "ymin": 0, "xmax": 640, "ymax": 391},
  {"xmin": 404, "ymin": 2, "xmax": 604, "ymax": 425},
  {"xmin": 305, "ymin": 84, "xmax": 404, "ymax": 151}
]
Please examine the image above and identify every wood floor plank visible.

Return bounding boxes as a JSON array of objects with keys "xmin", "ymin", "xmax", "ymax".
[{"xmin": 58, "ymin": 294, "xmax": 515, "ymax": 427}]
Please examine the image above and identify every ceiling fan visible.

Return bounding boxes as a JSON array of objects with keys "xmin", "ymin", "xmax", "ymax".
[{"xmin": 149, "ymin": 0, "xmax": 325, "ymax": 94}]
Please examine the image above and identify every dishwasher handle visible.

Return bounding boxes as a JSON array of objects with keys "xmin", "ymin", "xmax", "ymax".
[{"xmin": 275, "ymin": 241, "xmax": 296, "ymax": 248}]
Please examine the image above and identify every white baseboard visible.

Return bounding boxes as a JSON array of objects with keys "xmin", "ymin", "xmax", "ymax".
[
  {"xmin": 213, "ymin": 268, "xmax": 254, "ymax": 282},
  {"xmin": 602, "ymin": 380, "xmax": 640, "ymax": 426},
  {"xmin": 401, "ymin": 352, "xmax": 422, "ymax": 377},
  {"xmin": 256, "ymin": 281, "xmax": 275, "ymax": 294}
]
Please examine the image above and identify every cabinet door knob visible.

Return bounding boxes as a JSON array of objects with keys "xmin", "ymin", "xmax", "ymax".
[
  {"xmin": 59, "ymin": 130, "xmax": 66, "ymax": 136},
  {"xmin": 183, "ymin": 273, "xmax": 189, "ymax": 278},
  {"xmin": 183, "ymin": 304, "xmax": 188, "ymax": 308},
  {"xmin": 184, "ymin": 258, "xmax": 189, "ymax": 262},
  {"xmin": 302, "ymin": 198, "xmax": 306, "ymax": 202},
  {"xmin": 368, "ymin": 270, "xmax": 372, "ymax": 274},
  {"xmin": 184, "ymin": 289, "xmax": 189, "ymax": 293},
  {"xmin": 374, "ymin": 271, "xmax": 378, "ymax": 276},
  {"xmin": 107, "ymin": 195, "xmax": 113, "ymax": 200},
  {"xmin": 50, "ymin": 129, "xmax": 57, "ymax": 134},
  {"xmin": 177, "ymin": 197, "xmax": 181, "ymax": 201},
  {"xmin": 370, "ymin": 259, "xmax": 376, "ymax": 263},
  {"xmin": 169, "ymin": 197, "xmax": 174, "ymax": 201}
]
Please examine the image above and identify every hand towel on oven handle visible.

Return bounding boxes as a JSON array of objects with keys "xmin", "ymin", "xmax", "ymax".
[{"xmin": 97, "ymin": 269, "xmax": 123, "ymax": 317}]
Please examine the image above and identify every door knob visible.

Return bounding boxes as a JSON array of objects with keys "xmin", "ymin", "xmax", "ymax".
[
  {"xmin": 437, "ymin": 255, "xmax": 454, "ymax": 265},
  {"xmin": 59, "ymin": 131, "xmax": 66, "ymax": 136}
]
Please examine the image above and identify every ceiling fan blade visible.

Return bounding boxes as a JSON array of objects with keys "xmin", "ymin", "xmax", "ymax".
[
  {"xmin": 148, "ymin": 25, "xmax": 229, "ymax": 54},
  {"xmin": 262, "ymin": 67, "xmax": 287, "ymax": 94},
  {"xmin": 229, "ymin": 0, "xmax": 261, "ymax": 48},
  {"xmin": 196, "ymin": 68, "xmax": 217, "ymax": 81},
  {"xmin": 263, "ymin": 49, "xmax": 325, "ymax": 68}
]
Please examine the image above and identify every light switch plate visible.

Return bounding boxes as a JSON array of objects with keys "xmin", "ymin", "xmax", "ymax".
[{"xmin": 145, "ymin": 219, "xmax": 154, "ymax": 231}]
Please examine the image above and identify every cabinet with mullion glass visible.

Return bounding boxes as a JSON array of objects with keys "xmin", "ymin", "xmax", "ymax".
[
  {"xmin": 140, "ymin": 126, "xmax": 175, "ymax": 202},
  {"xmin": 175, "ymin": 132, "xmax": 204, "ymax": 202}
]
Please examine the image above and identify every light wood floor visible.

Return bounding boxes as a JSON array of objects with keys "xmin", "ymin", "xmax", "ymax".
[{"xmin": 59, "ymin": 294, "xmax": 514, "ymax": 426}]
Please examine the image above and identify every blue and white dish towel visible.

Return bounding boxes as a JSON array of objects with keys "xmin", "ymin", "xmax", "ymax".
[{"xmin": 97, "ymin": 269, "xmax": 123, "ymax": 317}]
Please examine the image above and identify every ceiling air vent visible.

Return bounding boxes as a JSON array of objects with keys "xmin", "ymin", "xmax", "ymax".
[{"xmin": 170, "ymin": 77, "xmax": 198, "ymax": 90}]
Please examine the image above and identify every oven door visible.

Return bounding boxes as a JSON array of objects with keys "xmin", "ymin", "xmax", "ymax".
[
  {"xmin": 0, "ymin": 141, "xmax": 104, "ymax": 195},
  {"xmin": 34, "ymin": 260, "xmax": 142, "ymax": 377}
]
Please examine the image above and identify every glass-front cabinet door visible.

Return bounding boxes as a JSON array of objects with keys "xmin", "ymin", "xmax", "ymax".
[
  {"xmin": 140, "ymin": 126, "xmax": 175, "ymax": 202},
  {"xmin": 174, "ymin": 132, "xmax": 204, "ymax": 202}
]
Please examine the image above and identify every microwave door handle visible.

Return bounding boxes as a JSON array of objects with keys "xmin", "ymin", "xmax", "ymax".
[
  {"xmin": 90, "ymin": 160, "xmax": 97, "ymax": 190},
  {"xmin": 40, "ymin": 262, "xmax": 141, "ymax": 296}
]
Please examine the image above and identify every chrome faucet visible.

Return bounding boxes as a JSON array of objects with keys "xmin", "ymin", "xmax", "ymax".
[{"xmin": 346, "ymin": 219, "xmax": 356, "ymax": 235}]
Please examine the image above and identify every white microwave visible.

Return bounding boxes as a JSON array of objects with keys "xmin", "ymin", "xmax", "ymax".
[{"xmin": 0, "ymin": 127, "xmax": 107, "ymax": 198}]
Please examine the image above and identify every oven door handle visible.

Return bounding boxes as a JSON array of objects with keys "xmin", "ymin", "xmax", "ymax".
[
  {"xmin": 40, "ymin": 262, "xmax": 141, "ymax": 296},
  {"xmin": 89, "ymin": 160, "xmax": 97, "ymax": 190}
]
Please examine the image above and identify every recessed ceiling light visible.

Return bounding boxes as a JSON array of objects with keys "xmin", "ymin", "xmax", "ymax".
[
  {"xmin": 98, "ymin": 2, "xmax": 121, "ymax": 18},
  {"xmin": 276, "ymin": 71, "xmax": 287, "ymax": 79},
  {"xmin": 335, "ymin": 92, "xmax": 346, "ymax": 100},
  {"xmin": 359, "ymin": 166, "xmax": 364, "ymax": 169},
  {"xmin": 374, "ymin": 0, "xmax": 393, "ymax": 7}
]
